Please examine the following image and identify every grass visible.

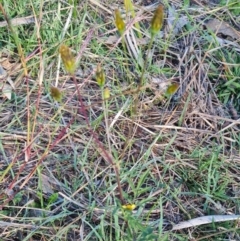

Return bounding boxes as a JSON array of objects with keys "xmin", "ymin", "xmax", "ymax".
[{"xmin": 0, "ymin": 0, "xmax": 240, "ymax": 240}]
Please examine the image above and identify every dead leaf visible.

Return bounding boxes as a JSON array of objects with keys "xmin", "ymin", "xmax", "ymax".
[
  {"xmin": 0, "ymin": 64, "xmax": 7, "ymax": 79},
  {"xmin": 172, "ymin": 215, "xmax": 240, "ymax": 230},
  {"xmin": 0, "ymin": 65, "xmax": 13, "ymax": 100},
  {"xmin": 40, "ymin": 174, "xmax": 54, "ymax": 194},
  {"xmin": 0, "ymin": 16, "xmax": 35, "ymax": 28},
  {"xmin": 205, "ymin": 18, "xmax": 240, "ymax": 40},
  {"xmin": 0, "ymin": 52, "xmax": 21, "ymax": 84},
  {"xmin": 105, "ymin": 35, "xmax": 118, "ymax": 46},
  {"xmin": 1, "ymin": 83, "xmax": 12, "ymax": 100},
  {"xmin": 167, "ymin": 6, "xmax": 188, "ymax": 37},
  {"xmin": 151, "ymin": 77, "xmax": 169, "ymax": 91},
  {"xmin": 0, "ymin": 57, "xmax": 13, "ymax": 71},
  {"xmin": 105, "ymin": 35, "xmax": 150, "ymax": 46}
]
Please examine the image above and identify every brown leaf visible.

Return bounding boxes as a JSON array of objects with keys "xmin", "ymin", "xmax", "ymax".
[
  {"xmin": 0, "ymin": 16, "xmax": 35, "ymax": 28},
  {"xmin": 205, "ymin": 18, "xmax": 240, "ymax": 40}
]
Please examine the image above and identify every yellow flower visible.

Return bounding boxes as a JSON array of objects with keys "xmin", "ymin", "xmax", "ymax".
[
  {"xmin": 115, "ymin": 9, "xmax": 125, "ymax": 35},
  {"xmin": 150, "ymin": 5, "xmax": 164, "ymax": 38},
  {"xmin": 50, "ymin": 86, "xmax": 62, "ymax": 102},
  {"xmin": 122, "ymin": 204, "xmax": 136, "ymax": 211},
  {"xmin": 96, "ymin": 64, "xmax": 105, "ymax": 87},
  {"xmin": 59, "ymin": 44, "xmax": 76, "ymax": 75}
]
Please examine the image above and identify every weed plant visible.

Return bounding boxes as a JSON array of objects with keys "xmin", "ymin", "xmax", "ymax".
[{"xmin": 0, "ymin": 1, "xmax": 240, "ymax": 240}]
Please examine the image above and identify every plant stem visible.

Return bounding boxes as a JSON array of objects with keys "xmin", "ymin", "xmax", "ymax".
[
  {"xmin": 72, "ymin": 75, "xmax": 124, "ymax": 204},
  {"xmin": 102, "ymin": 89, "xmax": 111, "ymax": 153},
  {"xmin": 139, "ymin": 36, "xmax": 154, "ymax": 87}
]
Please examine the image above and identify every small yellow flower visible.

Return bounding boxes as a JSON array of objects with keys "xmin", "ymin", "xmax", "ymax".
[
  {"xmin": 122, "ymin": 204, "xmax": 136, "ymax": 211},
  {"xmin": 59, "ymin": 44, "xmax": 76, "ymax": 75},
  {"xmin": 96, "ymin": 64, "xmax": 105, "ymax": 87},
  {"xmin": 50, "ymin": 86, "xmax": 62, "ymax": 102},
  {"xmin": 115, "ymin": 9, "xmax": 125, "ymax": 35},
  {"xmin": 103, "ymin": 87, "xmax": 110, "ymax": 100},
  {"xmin": 150, "ymin": 5, "xmax": 164, "ymax": 38}
]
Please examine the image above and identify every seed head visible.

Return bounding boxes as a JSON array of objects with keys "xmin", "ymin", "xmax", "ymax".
[
  {"xmin": 96, "ymin": 64, "xmax": 105, "ymax": 88},
  {"xmin": 166, "ymin": 83, "xmax": 179, "ymax": 96},
  {"xmin": 50, "ymin": 86, "xmax": 62, "ymax": 102},
  {"xmin": 115, "ymin": 9, "xmax": 125, "ymax": 35},
  {"xmin": 59, "ymin": 44, "xmax": 76, "ymax": 75},
  {"xmin": 150, "ymin": 5, "xmax": 164, "ymax": 38},
  {"xmin": 103, "ymin": 87, "xmax": 110, "ymax": 100}
]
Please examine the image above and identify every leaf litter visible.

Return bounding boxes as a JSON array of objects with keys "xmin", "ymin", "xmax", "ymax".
[{"xmin": 0, "ymin": 0, "xmax": 240, "ymax": 240}]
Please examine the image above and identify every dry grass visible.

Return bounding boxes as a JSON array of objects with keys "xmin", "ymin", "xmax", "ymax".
[{"xmin": 0, "ymin": 0, "xmax": 240, "ymax": 240}]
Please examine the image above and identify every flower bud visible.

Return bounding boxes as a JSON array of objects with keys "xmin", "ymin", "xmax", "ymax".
[
  {"xmin": 50, "ymin": 86, "xmax": 62, "ymax": 102},
  {"xmin": 115, "ymin": 9, "xmax": 125, "ymax": 35},
  {"xmin": 96, "ymin": 64, "xmax": 105, "ymax": 87},
  {"xmin": 150, "ymin": 5, "xmax": 164, "ymax": 38},
  {"xmin": 59, "ymin": 44, "xmax": 76, "ymax": 75},
  {"xmin": 166, "ymin": 83, "xmax": 179, "ymax": 96},
  {"xmin": 103, "ymin": 87, "xmax": 110, "ymax": 100}
]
